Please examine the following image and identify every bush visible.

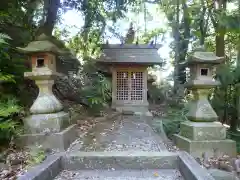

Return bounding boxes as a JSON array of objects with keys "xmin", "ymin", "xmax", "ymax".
[
  {"xmin": 227, "ymin": 130, "xmax": 240, "ymax": 153},
  {"xmin": 162, "ymin": 106, "xmax": 188, "ymax": 139},
  {"xmin": 0, "ymin": 96, "xmax": 22, "ymax": 145},
  {"xmin": 0, "ymin": 33, "xmax": 24, "ymax": 146}
]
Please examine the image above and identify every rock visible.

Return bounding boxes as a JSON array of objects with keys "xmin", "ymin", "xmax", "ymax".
[
  {"xmin": 0, "ymin": 163, "xmax": 7, "ymax": 170},
  {"xmin": 204, "ymin": 163, "xmax": 211, "ymax": 169},
  {"xmin": 0, "ymin": 169, "xmax": 10, "ymax": 178},
  {"xmin": 219, "ymin": 155, "xmax": 231, "ymax": 161},
  {"xmin": 218, "ymin": 161, "xmax": 233, "ymax": 172},
  {"xmin": 6, "ymin": 153, "xmax": 25, "ymax": 166},
  {"xmin": 209, "ymin": 169, "xmax": 239, "ymax": 180}
]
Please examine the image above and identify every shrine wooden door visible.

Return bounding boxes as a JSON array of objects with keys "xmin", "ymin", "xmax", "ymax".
[{"xmin": 116, "ymin": 70, "xmax": 144, "ymax": 105}]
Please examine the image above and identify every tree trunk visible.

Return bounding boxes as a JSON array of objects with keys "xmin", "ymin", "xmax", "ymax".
[
  {"xmin": 173, "ymin": 0, "xmax": 180, "ymax": 94},
  {"xmin": 215, "ymin": 0, "xmax": 226, "ymax": 57},
  {"xmin": 215, "ymin": 28, "xmax": 225, "ymax": 57},
  {"xmin": 36, "ymin": 0, "xmax": 60, "ymax": 36}
]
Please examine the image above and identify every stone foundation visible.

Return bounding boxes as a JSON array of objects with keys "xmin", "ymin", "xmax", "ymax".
[
  {"xmin": 179, "ymin": 121, "xmax": 226, "ymax": 140},
  {"xmin": 18, "ymin": 124, "xmax": 78, "ymax": 151},
  {"xmin": 114, "ymin": 104, "xmax": 149, "ymax": 113},
  {"xmin": 24, "ymin": 111, "xmax": 71, "ymax": 134},
  {"xmin": 174, "ymin": 121, "xmax": 236, "ymax": 157}
]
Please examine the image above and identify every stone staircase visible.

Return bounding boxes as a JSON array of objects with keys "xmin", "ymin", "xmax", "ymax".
[
  {"xmin": 17, "ymin": 114, "xmax": 216, "ymax": 180},
  {"xmin": 18, "ymin": 151, "xmax": 215, "ymax": 180}
]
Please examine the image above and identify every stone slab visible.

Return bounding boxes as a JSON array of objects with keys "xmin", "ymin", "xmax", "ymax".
[
  {"xmin": 208, "ymin": 169, "xmax": 239, "ymax": 180},
  {"xmin": 17, "ymin": 154, "xmax": 62, "ymax": 180},
  {"xmin": 62, "ymin": 151, "xmax": 179, "ymax": 170},
  {"xmin": 17, "ymin": 151, "xmax": 216, "ymax": 180},
  {"xmin": 174, "ymin": 134, "xmax": 236, "ymax": 158},
  {"xmin": 115, "ymin": 104, "xmax": 149, "ymax": 114},
  {"xmin": 54, "ymin": 169, "xmax": 185, "ymax": 180},
  {"xmin": 18, "ymin": 124, "xmax": 78, "ymax": 151},
  {"xmin": 180, "ymin": 121, "xmax": 226, "ymax": 141},
  {"xmin": 24, "ymin": 111, "xmax": 71, "ymax": 134},
  {"xmin": 178, "ymin": 151, "xmax": 215, "ymax": 180}
]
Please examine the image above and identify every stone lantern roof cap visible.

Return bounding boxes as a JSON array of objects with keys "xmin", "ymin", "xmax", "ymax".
[
  {"xmin": 17, "ymin": 34, "xmax": 72, "ymax": 56},
  {"xmin": 98, "ymin": 44, "xmax": 163, "ymax": 65},
  {"xmin": 183, "ymin": 46, "xmax": 225, "ymax": 65},
  {"xmin": 17, "ymin": 34, "xmax": 80, "ymax": 73}
]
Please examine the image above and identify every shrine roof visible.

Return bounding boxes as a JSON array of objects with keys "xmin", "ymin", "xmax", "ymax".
[
  {"xmin": 183, "ymin": 46, "xmax": 225, "ymax": 65},
  {"xmin": 98, "ymin": 44, "xmax": 163, "ymax": 65}
]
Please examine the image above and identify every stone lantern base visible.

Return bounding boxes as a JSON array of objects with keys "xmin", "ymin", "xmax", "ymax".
[
  {"xmin": 18, "ymin": 111, "xmax": 78, "ymax": 151},
  {"xmin": 174, "ymin": 121, "xmax": 236, "ymax": 158}
]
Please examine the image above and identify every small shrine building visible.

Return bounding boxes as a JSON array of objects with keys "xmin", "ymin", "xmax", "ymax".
[{"xmin": 98, "ymin": 44, "xmax": 162, "ymax": 113}]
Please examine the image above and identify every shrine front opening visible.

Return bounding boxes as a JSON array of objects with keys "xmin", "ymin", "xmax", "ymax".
[{"xmin": 112, "ymin": 65, "xmax": 148, "ymax": 112}]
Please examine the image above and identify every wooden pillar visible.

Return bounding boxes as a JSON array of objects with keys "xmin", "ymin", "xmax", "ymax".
[
  {"xmin": 143, "ymin": 68, "xmax": 148, "ymax": 106},
  {"xmin": 111, "ymin": 67, "xmax": 117, "ymax": 109}
]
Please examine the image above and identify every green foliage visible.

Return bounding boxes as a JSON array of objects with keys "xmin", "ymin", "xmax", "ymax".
[
  {"xmin": 0, "ymin": 34, "xmax": 15, "ymax": 84},
  {"xmin": 26, "ymin": 147, "xmax": 46, "ymax": 168},
  {"xmin": 148, "ymin": 80, "xmax": 172, "ymax": 104},
  {"xmin": 79, "ymin": 61, "xmax": 111, "ymax": 114},
  {"xmin": 0, "ymin": 96, "xmax": 22, "ymax": 144},
  {"xmin": 0, "ymin": 33, "xmax": 12, "ymax": 44},
  {"xmin": 227, "ymin": 130, "xmax": 240, "ymax": 153},
  {"xmin": 162, "ymin": 106, "xmax": 188, "ymax": 139},
  {"xmin": 139, "ymin": 28, "xmax": 166, "ymax": 44},
  {"xmin": 0, "ymin": 33, "xmax": 23, "ymax": 145}
]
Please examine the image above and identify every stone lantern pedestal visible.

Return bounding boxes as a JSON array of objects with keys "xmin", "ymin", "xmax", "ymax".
[
  {"xmin": 17, "ymin": 34, "xmax": 78, "ymax": 151},
  {"xmin": 174, "ymin": 47, "xmax": 236, "ymax": 158}
]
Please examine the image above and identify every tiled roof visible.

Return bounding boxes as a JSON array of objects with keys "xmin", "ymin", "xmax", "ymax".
[{"xmin": 98, "ymin": 44, "xmax": 162, "ymax": 65}]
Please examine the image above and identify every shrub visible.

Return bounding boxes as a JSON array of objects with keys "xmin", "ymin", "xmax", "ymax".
[
  {"xmin": 162, "ymin": 106, "xmax": 188, "ymax": 139},
  {"xmin": 0, "ymin": 33, "xmax": 23, "ymax": 145},
  {"xmin": 0, "ymin": 96, "xmax": 22, "ymax": 144}
]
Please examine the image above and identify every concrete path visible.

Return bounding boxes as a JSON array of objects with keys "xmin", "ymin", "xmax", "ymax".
[{"xmin": 69, "ymin": 114, "xmax": 167, "ymax": 152}]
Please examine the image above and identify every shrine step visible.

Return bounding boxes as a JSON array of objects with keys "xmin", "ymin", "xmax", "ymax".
[
  {"xmin": 54, "ymin": 169, "xmax": 184, "ymax": 180},
  {"xmin": 18, "ymin": 151, "xmax": 215, "ymax": 180}
]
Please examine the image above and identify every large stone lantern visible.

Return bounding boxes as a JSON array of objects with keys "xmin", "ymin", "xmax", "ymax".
[
  {"xmin": 174, "ymin": 46, "xmax": 236, "ymax": 157},
  {"xmin": 17, "ymin": 34, "xmax": 78, "ymax": 150}
]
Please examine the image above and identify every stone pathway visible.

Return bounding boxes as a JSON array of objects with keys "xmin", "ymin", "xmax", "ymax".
[
  {"xmin": 55, "ymin": 169, "xmax": 184, "ymax": 180},
  {"xmin": 69, "ymin": 114, "xmax": 167, "ymax": 152}
]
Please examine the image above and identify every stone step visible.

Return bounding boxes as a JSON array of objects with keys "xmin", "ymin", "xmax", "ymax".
[
  {"xmin": 18, "ymin": 151, "xmax": 216, "ymax": 180},
  {"xmin": 54, "ymin": 169, "xmax": 184, "ymax": 180},
  {"xmin": 62, "ymin": 151, "xmax": 179, "ymax": 170}
]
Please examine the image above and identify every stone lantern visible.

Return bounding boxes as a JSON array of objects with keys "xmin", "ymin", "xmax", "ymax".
[
  {"xmin": 17, "ymin": 34, "xmax": 78, "ymax": 150},
  {"xmin": 174, "ymin": 46, "xmax": 236, "ymax": 157},
  {"xmin": 98, "ymin": 44, "xmax": 162, "ymax": 115}
]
